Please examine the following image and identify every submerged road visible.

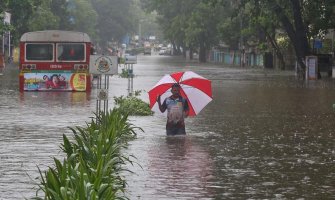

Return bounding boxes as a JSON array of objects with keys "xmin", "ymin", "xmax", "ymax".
[{"xmin": 0, "ymin": 54, "xmax": 335, "ymax": 199}]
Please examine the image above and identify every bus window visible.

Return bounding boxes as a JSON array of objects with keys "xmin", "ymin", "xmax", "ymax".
[
  {"xmin": 26, "ymin": 43, "xmax": 53, "ymax": 61},
  {"xmin": 57, "ymin": 43, "xmax": 85, "ymax": 61}
]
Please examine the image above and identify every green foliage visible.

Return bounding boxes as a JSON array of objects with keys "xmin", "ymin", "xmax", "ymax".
[
  {"xmin": 133, "ymin": 90, "xmax": 142, "ymax": 96},
  {"xmin": 27, "ymin": 0, "xmax": 59, "ymax": 31},
  {"xmin": 92, "ymin": 0, "xmax": 136, "ymax": 44},
  {"xmin": 32, "ymin": 109, "xmax": 141, "ymax": 200},
  {"xmin": 319, "ymin": 38, "xmax": 333, "ymax": 54},
  {"xmin": 114, "ymin": 95, "xmax": 154, "ymax": 116},
  {"xmin": 185, "ymin": 2, "xmax": 221, "ymax": 48},
  {"xmin": 4, "ymin": 0, "xmax": 335, "ymax": 64},
  {"xmin": 118, "ymin": 64, "xmax": 136, "ymax": 78},
  {"xmin": 276, "ymin": 35, "xmax": 290, "ymax": 51},
  {"xmin": 50, "ymin": 0, "xmax": 71, "ymax": 30},
  {"xmin": 69, "ymin": 0, "xmax": 98, "ymax": 39},
  {"xmin": 1, "ymin": 0, "xmax": 140, "ymax": 47},
  {"xmin": 119, "ymin": 68, "xmax": 129, "ymax": 78},
  {"xmin": 2, "ymin": 0, "xmax": 44, "ymax": 44},
  {"xmin": 142, "ymin": 0, "xmax": 223, "ymax": 60}
]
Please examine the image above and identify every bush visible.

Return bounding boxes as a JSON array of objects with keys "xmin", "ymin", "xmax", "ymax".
[
  {"xmin": 32, "ymin": 109, "xmax": 142, "ymax": 200},
  {"xmin": 119, "ymin": 68, "xmax": 130, "ymax": 78},
  {"xmin": 114, "ymin": 95, "xmax": 154, "ymax": 116}
]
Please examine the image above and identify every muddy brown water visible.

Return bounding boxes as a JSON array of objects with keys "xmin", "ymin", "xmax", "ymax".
[{"xmin": 0, "ymin": 54, "xmax": 334, "ymax": 199}]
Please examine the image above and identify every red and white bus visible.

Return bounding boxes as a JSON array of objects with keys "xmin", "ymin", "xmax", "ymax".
[{"xmin": 19, "ymin": 30, "xmax": 92, "ymax": 92}]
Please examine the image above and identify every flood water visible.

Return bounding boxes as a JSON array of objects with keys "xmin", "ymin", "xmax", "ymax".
[{"xmin": 0, "ymin": 54, "xmax": 335, "ymax": 199}]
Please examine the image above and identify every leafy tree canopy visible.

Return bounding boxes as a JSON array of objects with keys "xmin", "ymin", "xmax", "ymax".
[
  {"xmin": 210, "ymin": 0, "xmax": 335, "ymax": 70},
  {"xmin": 1, "ymin": 0, "xmax": 140, "ymax": 47}
]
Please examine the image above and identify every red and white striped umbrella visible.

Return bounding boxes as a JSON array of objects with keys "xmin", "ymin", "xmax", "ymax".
[{"xmin": 148, "ymin": 71, "xmax": 212, "ymax": 116}]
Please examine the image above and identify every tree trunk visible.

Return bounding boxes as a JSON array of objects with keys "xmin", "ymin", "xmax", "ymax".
[
  {"xmin": 199, "ymin": 42, "xmax": 207, "ymax": 62},
  {"xmin": 182, "ymin": 44, "xmax": 186, "ymax": 57},
  {"xmin": 189, "ymin": 48, "xmax": 194, "ymax": 60},
  {"xmin": 291, "ymin": 0, "xmax": 310, "ymax": 57},
  {"xmin": 265, "ymin": 31, "xmax": 286, "ymax": 69},
  {"xmin": 172, "ymin": 42, "xmax": 177, "ymax": 56},
  {"xmin": 272, "ymin": 1, "xmax": 310, "ymax": 77}
]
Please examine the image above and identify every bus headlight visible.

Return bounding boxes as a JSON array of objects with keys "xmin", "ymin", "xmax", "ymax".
[
  {"xmin": 74, "ymin": 64, "xmax": 88, "ymax": 70},
  {"xmin": 22, "ymin": 64, "xmax": 36, "ymax": 70}
]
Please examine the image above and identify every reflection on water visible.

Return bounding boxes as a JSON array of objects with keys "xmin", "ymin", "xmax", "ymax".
[
  {"xmin": 1, "ymin": 56, "xmax": 335, "ymax": 199},
  {"xmin": 19, "ymin": 91, "xmax": 91, "ymax": 106},
  {"xmin": 0, "ymin": 67, "xmax": 96, "ymax": 199},
  {"xmin": 124, "ymin": 130, "xmax": 215, "ymax": 200},
  {"xmin": 148, "ymin": 136, "xmax": 214, "ymax": 199}
]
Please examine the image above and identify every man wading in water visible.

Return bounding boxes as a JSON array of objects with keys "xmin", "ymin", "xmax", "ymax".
[{"xmin": 157, "ymin": 83, "xmax": 189, "ymax": 135}]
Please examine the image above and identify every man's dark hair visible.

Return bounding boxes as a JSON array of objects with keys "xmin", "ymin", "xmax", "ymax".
[{"xmin": 172, "ymin": 83, "xmax": 180, "ymax": 88}]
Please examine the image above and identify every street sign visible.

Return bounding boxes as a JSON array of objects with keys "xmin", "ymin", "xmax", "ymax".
[
  {"xmin": 4, "ymin": 12, "xmax": 11, "ymax": 24},
  {"xmin": 306, "ymin": 56, "xmax": 318, "ymax": 80},
  {"xmin": 314, "ymin": 40, "xmax": 322, "ymax": 49},
  {"xmin": 97, "ymin": 89, "xmax": 108, "ymax": 100},
  {"xmin": 89, "ymin": 55, "xmax": 118, "ymax": 75}
]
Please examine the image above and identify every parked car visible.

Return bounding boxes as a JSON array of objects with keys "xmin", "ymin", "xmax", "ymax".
[
  {"xmin": 159, "ymin": 47, "xmax": 167, "ymax": 55},
  {"xmin": 159, "ymin": 49, "xmax": 166, "ymax": 55}
]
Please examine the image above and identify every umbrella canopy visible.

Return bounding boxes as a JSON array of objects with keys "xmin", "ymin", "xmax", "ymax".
[{"xmin": 148, "ymin": 71, "xmax": 212, "ymax": 116}]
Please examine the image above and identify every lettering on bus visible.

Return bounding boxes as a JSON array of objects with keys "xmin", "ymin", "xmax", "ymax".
[{"xmin": 50, "ymin": 64, "xmax": 63, "ymax": 69}]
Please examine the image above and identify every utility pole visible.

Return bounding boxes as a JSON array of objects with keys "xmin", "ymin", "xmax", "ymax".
[
  {"xmin": 6, "ymin": 12, "xmax": 11, "ymax": 58},
  {"xmin": 332, "ymin": 29, "xmax": 334, "ymax": 59},
  {"xmin": 124, "ymin": 55, "xmax": 137, "ymax": 96},
  {"xmin": 239, "ymin": 15, "xmax": 245, "ymax": 67}
]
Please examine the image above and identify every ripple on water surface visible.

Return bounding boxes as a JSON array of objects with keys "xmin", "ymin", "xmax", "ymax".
[{"xmin": 1, "ymin": 56, "xmax": 335, "ymax": 199}]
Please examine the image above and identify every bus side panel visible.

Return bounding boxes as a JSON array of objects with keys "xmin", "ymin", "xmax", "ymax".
[
  {"xmin": 19, "ymin": 73, "xmax": 24, "ymax": 92},
  {"xmin": 19, "ymin": 42, "xmax": 25, "ymax": 67},
  {"xmin": 19, "ymin": 42, "xmax": 25, "ymax": 92},
  {"xmin": 86, "ymin": 43, "xmax": 91, "ymax": 92}
]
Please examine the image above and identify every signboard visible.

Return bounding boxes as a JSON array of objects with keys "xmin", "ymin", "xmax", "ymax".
[
  {"xmin": 125, "ymin": 55, "xmax": 137, "ymax": 64},
  {"xmin": 97, "ymin": 89, "xmax": 108, "ymax": 100},
  {"xmin": 24, "ymin": 72, "xmax": 86, "ymax": 91},
  {"xmin": 314, "ymin": 40, "xmax": 322, "ymax": 49},
  {"xmin": 306, "ymin": 56, "xmax": 318, "ymax": 80},
  {"xmin": 89, "ymin": 55, "xmax": 118, "ymax": 75},
  {"xmin": 4, "ymin": 12, "xmax": 11, "ymax": 24}
]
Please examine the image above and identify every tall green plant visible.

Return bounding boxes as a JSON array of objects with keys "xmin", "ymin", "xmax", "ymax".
[{"xmin": 33, "ymin": 108, "xmax": 141, "ymax": 200}]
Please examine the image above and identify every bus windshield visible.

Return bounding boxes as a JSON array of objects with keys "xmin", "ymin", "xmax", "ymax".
[
  {"xmin": 26, "ymin": 43, "xmax": 53, "ymax": 61},
  {"xmin": 57, "ymin": 43, "xmax": 85, "ymax": 61}
]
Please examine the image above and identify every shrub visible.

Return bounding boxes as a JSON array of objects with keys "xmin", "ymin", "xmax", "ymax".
[
  {"xmin": 32, "ymin": 109, "xmax": 142, "ymax": 200},
  {"xmin": 114, "ymin": 95, "xmax": 154, "ymax": 116}
]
